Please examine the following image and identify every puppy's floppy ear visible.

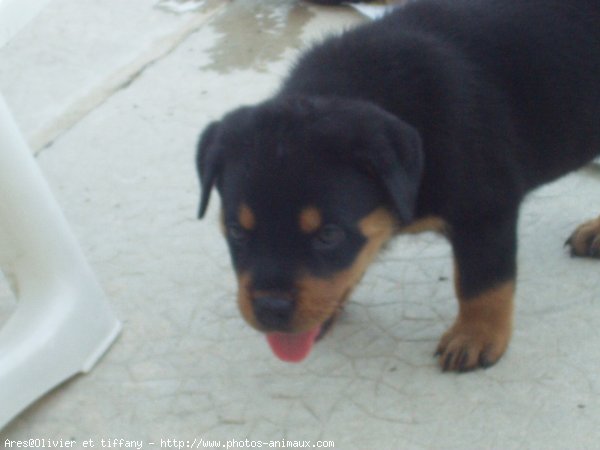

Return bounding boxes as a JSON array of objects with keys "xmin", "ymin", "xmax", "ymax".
[
  {"xmin": 366, "ymin": 116, "xmax": 423, "ymax": 224},
  {"xmin": 196, "ymin": 121, "xmax": 222, "ymax": 219},
  {"xmin": 314, "ymin": 99, "xmax": 424, "ymax": 224}
]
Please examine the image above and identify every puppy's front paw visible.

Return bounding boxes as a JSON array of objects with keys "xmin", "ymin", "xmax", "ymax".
[
  {"xmin": 436, "ymin": 281, "xmax": 514, "ymax": 372},
  {"xmin": 566, "ymin": 216, "xmax": 600, "ymax": 258},
  {"xmin": 435, "ymin": 321, "xmax": 510, "ymax": 372}
]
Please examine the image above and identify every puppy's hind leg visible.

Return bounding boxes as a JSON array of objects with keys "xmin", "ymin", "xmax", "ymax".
[{"xmin": 566, "ymin": 216, "xmax": 600, "ymax": 258}]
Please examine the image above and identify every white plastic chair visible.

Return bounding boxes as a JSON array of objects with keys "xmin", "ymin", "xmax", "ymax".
[{"xmin": 0, "ymin": 0, "xmax": 121, "ymax": 429}]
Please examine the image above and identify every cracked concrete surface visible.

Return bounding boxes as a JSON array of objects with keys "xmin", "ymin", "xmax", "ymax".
[{"xmin": 1, "ymin": 0, "xmax": 600, "ymax": 448}]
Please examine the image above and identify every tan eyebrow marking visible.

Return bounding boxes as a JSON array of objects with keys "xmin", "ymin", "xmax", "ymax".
[{"xmin": 299, "ymin": 206, "xmax": 322, "ymax": 234}]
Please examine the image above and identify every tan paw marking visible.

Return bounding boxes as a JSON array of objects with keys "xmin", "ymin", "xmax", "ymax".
[
  {"xmin": 566, "ymin": 216, "xmax": 600, "ymax": 258},
  {"xmin": 436, "ymin": 281, "xmax": 514, "ymax": 372}
]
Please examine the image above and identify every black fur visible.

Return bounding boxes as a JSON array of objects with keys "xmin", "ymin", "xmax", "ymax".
[{"xmin": 304, "ymin": 0, "xmax": 373, "ymax": 5}]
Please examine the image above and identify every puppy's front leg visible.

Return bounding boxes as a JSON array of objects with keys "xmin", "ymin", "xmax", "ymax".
[{"xmin": 436, "ymin": 212, "xmax": 518, "ymax": 372}]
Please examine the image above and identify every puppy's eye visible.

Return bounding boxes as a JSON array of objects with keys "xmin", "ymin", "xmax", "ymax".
[
  {"xmin": 313, "ymin": 224, "xmax": 346, "ymax": 251},
  {"xmin": 227, "ymin": 223, "xmax": 248, "ymax": 243}
]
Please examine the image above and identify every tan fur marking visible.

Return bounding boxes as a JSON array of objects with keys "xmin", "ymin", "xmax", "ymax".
[
  {"xmin": 291, "ymin": 208, "xmax": 396, "ymax": 332},
  {"xmin": 299, "ymin": 206, "xmax": 322, "ymax": 234},
  {"xmin": 456, "ymin": 282, "xmax": 514, "ymax": 334},
  {"xmin": 567, "ymin": 215, "xmax": 600, "ymax": 257},
  {"xmin": 437, "ymin": 267, "xmax": 515, "ymax": 371},
  {"xmin": 219, "ymin": 208, "xmax": 226, "ymax": 235},
  {"xmin": 238, "ymin": 203, "xmax": 256, "ymax": 230},
  {"xmin": 237, "ymin": 272, "xmax": 259, "ymax": 329},
  {"xmin": 400, "ymin": 216, "xmax": 447, "ymax": 235}
]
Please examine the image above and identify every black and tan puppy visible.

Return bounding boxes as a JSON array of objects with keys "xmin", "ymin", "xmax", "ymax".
[{"xmin": 197, "ymin": 0, "xmax": 600, "ymax": 371}]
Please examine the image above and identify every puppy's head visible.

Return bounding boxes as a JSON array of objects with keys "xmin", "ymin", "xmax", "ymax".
[{"xmin": 196, "ymin": 96, "xmax": 423, "ymax": 362}]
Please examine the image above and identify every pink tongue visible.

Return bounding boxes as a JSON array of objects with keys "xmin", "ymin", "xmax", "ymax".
[{"xmin": 266, "ymin": 327, "xmax": 321, "ymax": 363}]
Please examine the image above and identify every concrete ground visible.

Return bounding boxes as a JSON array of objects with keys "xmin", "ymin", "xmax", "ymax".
[{"xmin": 1, "ymin": 0, "xmax": 600, "ymax": 448}]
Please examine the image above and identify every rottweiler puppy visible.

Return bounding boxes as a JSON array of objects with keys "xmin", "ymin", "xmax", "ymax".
[{"xmin": 196, "ymin": 0, "xmax": 600, "ymax": 371}]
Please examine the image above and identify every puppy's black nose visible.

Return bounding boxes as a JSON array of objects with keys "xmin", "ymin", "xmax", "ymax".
[{"xmin": 253, "ymin": 296, "xmax": 294, "ymax": 330}]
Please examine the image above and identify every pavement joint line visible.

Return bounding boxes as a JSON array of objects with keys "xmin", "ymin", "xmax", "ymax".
[{"xmin": 33, "ymin": 5, "xmax": 226, "ymax": 157}]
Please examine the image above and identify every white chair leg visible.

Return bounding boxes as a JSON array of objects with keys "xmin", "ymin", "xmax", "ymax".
[{"xmin": 0, "ymin": 93, "xmax": 121, "ymax": 429}]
